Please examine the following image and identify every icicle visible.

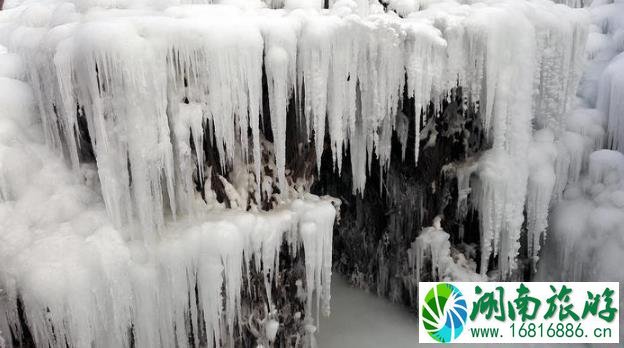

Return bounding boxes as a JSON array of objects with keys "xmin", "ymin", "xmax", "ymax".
[
  {"xmin": 407, "ymin": 216, "xmax": 483, "ymax": 285},
  {"xmin": 597, "ymin": 53, "xmax": 624, "ymax": 151},
  {"xmin": 455, "ymin": 160, "xmax": 478, "ymax": 232},
  {"xmin": 531, "ymin": 3, "xmax": 589, "ymax": 137},
  {"xmin": 293, "ymin": 197, "xmax": 336, "ymax": 325},
  {"xmin": 395, "ymin": 111, "xmax": 409, "ymax": 161},
  {"xmin": 298, "ymin": 15, "xmax": 335, "ymax": 173},
  {"xmin": 404, "ymin": 20, "xmax": 446, "ymax": 164},
  {"xmin": 325, "ymin": 16, "xmax": 357, "ymax": 174},
  {"xmin": 473, "ymin": 8, "xmax": 536, "ymax": 278},
  {"xmin": 262, "ymin": 15, "xmax": 299, "ymax": 195},
  {"xmin": 526, "ymin": 130, "xmax": 557, "ymax": 269}
]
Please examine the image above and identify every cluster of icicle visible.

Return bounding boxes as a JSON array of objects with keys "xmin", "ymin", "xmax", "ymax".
[
  {"xmin": 0, "ymin": 39, "xmax": 337, "ymax": 348},
  {"xmin": 553, "ymin": 0, "xmax": 593, "ymax": 8},
  {"xmin": 382, "ymin": 0, "xmax": 588, "ymax": 280},
  {"xmin": 406, "ymin": 216, "xmax": 484, "ymax": 286},
  {"xmin": 537, "ymin": 0, "xmax": 624, "ymax": 285},
  {"xmin": 0, "ymin": 3, "xmax": 341, "ymax": 348},
  {"xmin": 496, "ymin": 0, "xmax": 624, "ymax": 280},
  {"xmin": 470, "ymin": 2, "xmax": 588, "ymax": 279},
  {"xmin": 0, "ymin": 0, "xmax": 586, "ymax": 238},
  {"xmin": 0, "ymin": 0, "xmax": 591, "ymax": 345},
  {"xmin": 0, "ymin": 60, "xmax": 336, "ymax": 348}
]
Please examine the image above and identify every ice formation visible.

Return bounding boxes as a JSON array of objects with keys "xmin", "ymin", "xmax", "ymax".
[
  {"xmin": 524, "ymin": 129, "xmax": 557, "ymax": 268},
  {"xmin": 0, "ymin": 23, "xmax": 337, "ymax": 348},
  {"xmin": 407, "ymin": 216, "xmax": 484, "ymax": 284},
  {"xmin": 0, "ymin": 0, "xmax": 595, "ymax": 346},
  {"xmin": 0, "ymin": 112, "xmax": 335, "ymax": 348},
  {"xmin": 0, "ymin": 44, "xmax": 337, "ymax": 346},
  {"xmin": 539, "ymin": 0, "xmax": 624, "ymax": 289}
]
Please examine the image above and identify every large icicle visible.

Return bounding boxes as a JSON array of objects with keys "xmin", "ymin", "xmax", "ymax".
[
  {"xmin": 69, "ymin": 20, "xmax": 176, "ymax": 239},
  {"xmin": 261, "ymin": 14, "xmax": 299, "ymax": 195},
  {"xmin": 525, "ymin": 130, "xmax": 557, "ymax": 269},
  {"xmin": 473, "ymin": 5, "xmax": 537, "ymax": 278}
]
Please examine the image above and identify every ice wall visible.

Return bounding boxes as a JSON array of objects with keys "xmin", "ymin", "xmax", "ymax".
[
  {"xmin": 0, "ymin": 0, "xmax": 592, "ymax": 346},
  {"xmin": 540, "ymin": 0, "xmax": 624, "ymax": 289},
  {"xmin": 0, "ymin": 0, "xmax": 587, "ymax": 240},
  {"xmin": 0, "ymin": 60, "xmax": 336, "ymax": 345},
  {"xmin": 0, "ymin": 17, "xmax": 337, "ymax": 348}
]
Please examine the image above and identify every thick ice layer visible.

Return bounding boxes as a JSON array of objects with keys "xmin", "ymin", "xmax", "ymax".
[
  {"xmin": 413, "ymin": 0, "xmax": 588, "ymax": 279},
  {"xmin": 0, "ymin": 0, "xmax": 588, "ymax": 240},
  {"xmin": 540, "ymin": 1, "xmax": 624, "ymax": 295},
  {"xmin": 0, "ymin": 52, "xmax": 336, "ymax": 347},
  {"xmin": 0, "ymin": 202, "xmax": 336, "ymax": 348}
]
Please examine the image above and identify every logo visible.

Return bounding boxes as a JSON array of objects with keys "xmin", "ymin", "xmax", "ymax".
[{"xmin": 421, "ymin": 283, "xmax": 468, "ymax": 343}]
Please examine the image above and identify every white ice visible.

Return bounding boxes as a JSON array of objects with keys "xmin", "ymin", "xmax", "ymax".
[
  {"xmin": 539, "ymin": 3, "xmax": 624, "ymax": 323},
  {"xmin": 0, "ymin": 0, "xmax": 601, "ymax": 346},
  {"xmin": 0, "ymin": 41, "xmax": 336, "ymax": 348}
]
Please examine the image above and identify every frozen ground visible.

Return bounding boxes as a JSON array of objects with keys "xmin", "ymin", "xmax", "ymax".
[
  {"xmin": 317, "ymin": 274, "xmax": 593, "ymax": 348},
  {"xmin": 317, "ymin": 274, "xmax": 419, "ymax": 348}
]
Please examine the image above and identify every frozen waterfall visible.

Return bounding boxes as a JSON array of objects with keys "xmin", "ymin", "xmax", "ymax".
[{"xmin": 0, "ymin": 0, "xmax": 595, "ymax": 347}]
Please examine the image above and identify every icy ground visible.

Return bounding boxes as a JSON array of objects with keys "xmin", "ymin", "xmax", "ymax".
[
  {"xmin": 318, "ymin": 275, "xmax": 591, "ymax": 348},
  {"xmin": 317, "ymin": 275, "xmax": 419, "ymax": 348}
]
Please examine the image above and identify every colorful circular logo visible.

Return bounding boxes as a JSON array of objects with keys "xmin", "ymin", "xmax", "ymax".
[{"xmin": 421, "ymin": 283, "xmax": 468, "ymax": 343}]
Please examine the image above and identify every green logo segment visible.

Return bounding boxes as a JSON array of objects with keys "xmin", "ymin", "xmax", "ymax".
[{"xmin": 422, "ymin": 283, "xmax": 468, "ymax": 343}]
